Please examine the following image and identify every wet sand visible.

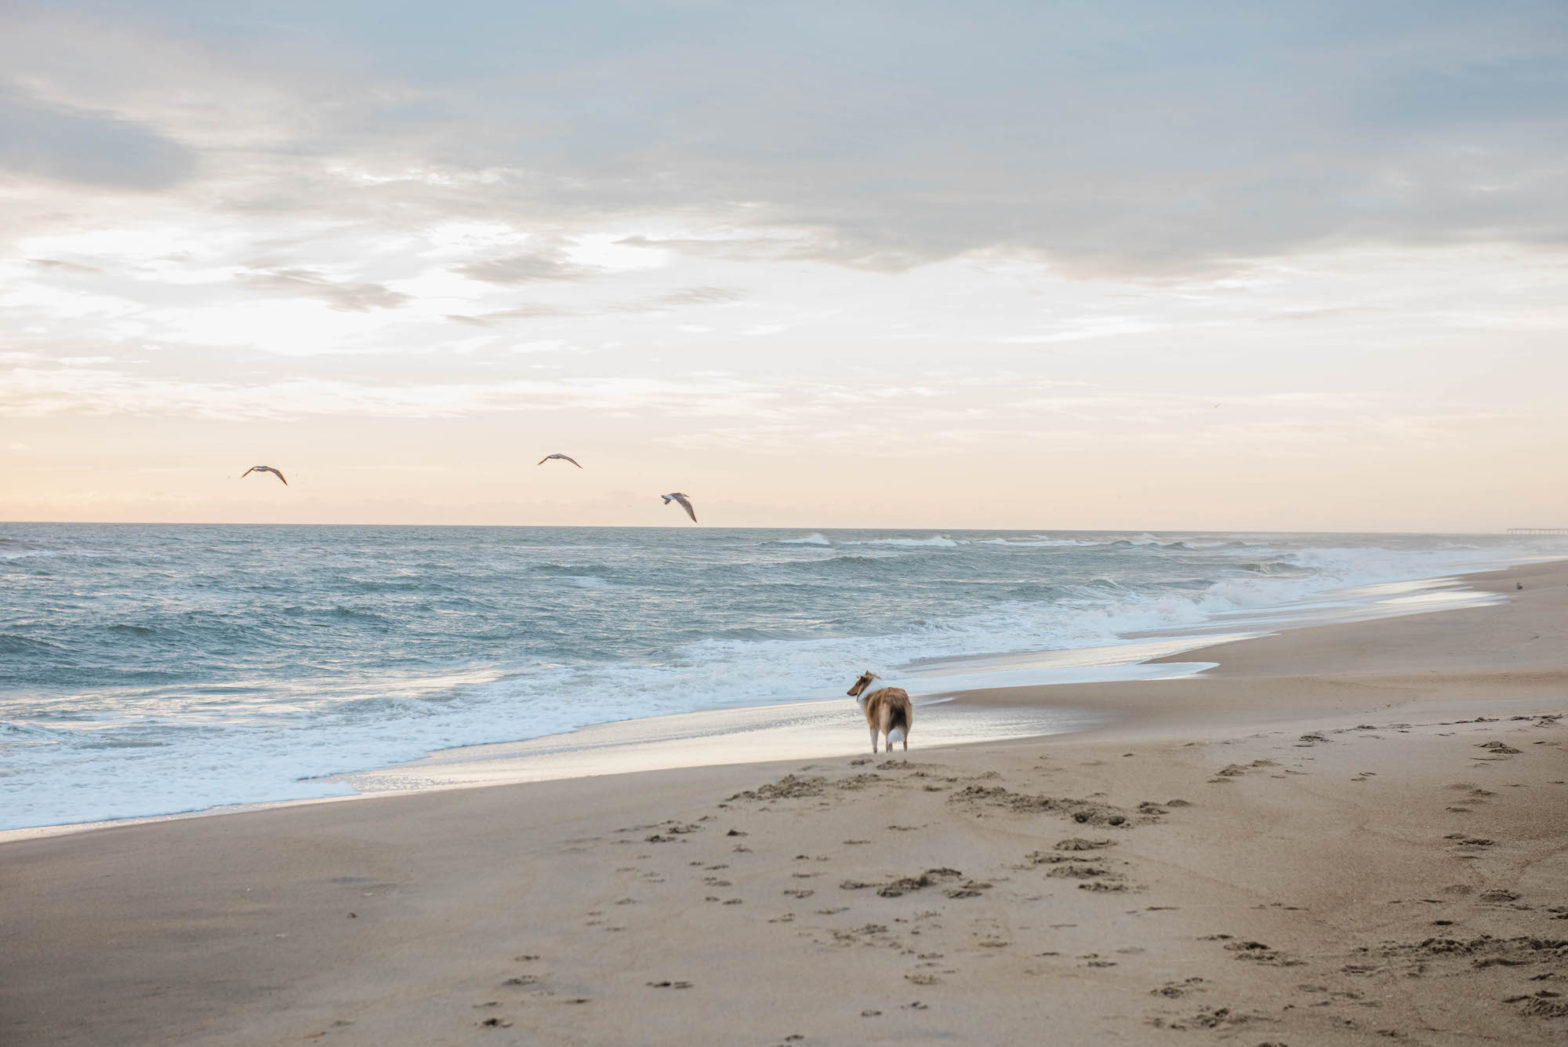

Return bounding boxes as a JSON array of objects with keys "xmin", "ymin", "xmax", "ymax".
[{"xmin": 3, "ymin": 561, "xmax": 1566, "ymax": 1045}]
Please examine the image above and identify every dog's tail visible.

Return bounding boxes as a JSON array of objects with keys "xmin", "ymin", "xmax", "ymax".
[{"xmin": 886, "ymin": 700, "xmax": 910, "ymax": 744}]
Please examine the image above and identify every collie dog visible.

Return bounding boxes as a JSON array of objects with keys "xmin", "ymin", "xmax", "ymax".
[{"xmin": 847, "ymin": 670, "xmax": 912, "ymax": 754}]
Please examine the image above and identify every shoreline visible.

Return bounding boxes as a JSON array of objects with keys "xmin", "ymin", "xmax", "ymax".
[
  {"xmin": 942, "ymin": 558, "xmax": 1568, "ymax": 737},
  {"xmin": 329, "ymin": 558, "xmax": 1555, "ymax": 794},
  {"xmin": 0, "ymin": 561, "xmax": 1555, "ymax": 846},
  {"xmin": 1, "ymin": 560, "xmax": 1545, "ymax": 843},
  {"xmin": 4, "ymin": 560, "xmax": 1567, "ymax": 1044}
]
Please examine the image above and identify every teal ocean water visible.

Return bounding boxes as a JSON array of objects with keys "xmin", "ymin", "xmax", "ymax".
[{"xmin": 2, "ymin": 524, "xmax": 1561, "ymax": 830}]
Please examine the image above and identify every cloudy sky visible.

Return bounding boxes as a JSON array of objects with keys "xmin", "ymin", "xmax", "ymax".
[{"xmin": 3, "ymin": 1, "xmax": 1566, "ymax": 529}]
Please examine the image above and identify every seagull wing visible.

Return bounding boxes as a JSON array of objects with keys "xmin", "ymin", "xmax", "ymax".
[
  {"xmin": 561, "ymin": 455, "xmax": 582, "ymax": 468},
  {"xmin": 537, "ymin": 456, "xmax": 551, "ymax": 465},
  {"xmin": 673, "ymin": 492, "xmax": 697, "ymax": 522},
  {"xmin": 272, "ymin": 468, "xmax": 288, "ymax": 485},
  {"xmin": 241, "ymin": 466, "xmax": 258, "ymax": 478}
]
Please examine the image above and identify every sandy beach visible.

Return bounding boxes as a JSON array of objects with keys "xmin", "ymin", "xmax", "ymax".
[{"xmin": 4, "ymin": 560, "xmax": 1567, "ymax": 1046}]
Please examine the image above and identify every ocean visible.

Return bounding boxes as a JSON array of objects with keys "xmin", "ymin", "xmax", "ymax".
[{"xmin": 2, "ymin": 524, "xmax": 1563, "ymax": 831}]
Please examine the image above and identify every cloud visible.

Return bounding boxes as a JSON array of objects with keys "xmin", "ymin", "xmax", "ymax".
[
  {"xmin": 455, "ymin": 251, "xmax": 592, "ymax": 284},
  {"xmin": 0, "ymin": 85, "xmax": 195, "ymax": 190},
  {"xmin": 445, "ymin": 304, "xmax": 576, "ymax": 327},
  {"xmin": 443, "ymin": 286, "xmax": 745, "ymax": 325},
  {"xmin": 237, "ymin": 268, "xmax": 411, "ymax": 311},
  {"xmin": 614, "ymin": 233, "xmax": 813, "ymax": 263},
  {"xmin": 27, "ymin": 257, "xmax": 102, "ymax": 274},
  {"xmin": 157, "ymin": 3, "xmax": 1556, "ymax": 280},
  {"xmin": 648, "ymin": 286, "xmax": 746, "ymax": 307},
  {"xmin": 0, "ymin": 365, "xmax": 782, "ymax": 422},
  {"xmin": 7, "ymin": 4, "xmax": 1568, "ymax": 280},
  {"xmin": 602, "ymin": 286, "xmax": 749, "ymax": 315}
]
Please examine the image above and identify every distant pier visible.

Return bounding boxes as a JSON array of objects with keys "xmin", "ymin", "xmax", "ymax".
[{"xmin": 1507, "ymin": 528, "xmax": 1568, "ymax": 535}]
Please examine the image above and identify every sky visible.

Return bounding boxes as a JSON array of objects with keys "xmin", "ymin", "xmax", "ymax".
[{"xmin": 3, "ymin": 0, "xmax": 1566, "ymax": 530}]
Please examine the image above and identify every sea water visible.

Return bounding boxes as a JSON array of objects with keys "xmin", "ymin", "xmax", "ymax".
[{"xmin": 2, "ymin": 525, "xmax": 1563, "ymax": 830}]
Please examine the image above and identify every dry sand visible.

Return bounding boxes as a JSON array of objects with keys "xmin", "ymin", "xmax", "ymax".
[{"xmin": 3, "ymin": 561, "xmax": 1566, "ymax": 1046}]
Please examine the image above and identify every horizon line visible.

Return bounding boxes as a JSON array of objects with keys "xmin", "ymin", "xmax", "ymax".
[{"xmin": 0, "ymin": 519, "xmax": 1532, "ymax": 537}]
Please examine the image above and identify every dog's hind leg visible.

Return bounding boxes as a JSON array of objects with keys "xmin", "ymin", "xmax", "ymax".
[
  {"xmin": 869, "ymin": 724, "xmax": 879, "ymax": 754},
  {"xmin": 886, "ymin": 709, "xmax": 909, "ymax": 752}
]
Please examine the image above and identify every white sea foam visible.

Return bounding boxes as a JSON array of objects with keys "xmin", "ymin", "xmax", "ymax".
[
  {"xmin": 976, "ymin": 536, "xmax": 1098, "ymax": 547},
  {"xmin": 845, "ymin": 535, "xmax": 961, "ymax": 548},
  {"xmin": 774, "ymin": 533, "xmax": 832, "ymax": 546}
]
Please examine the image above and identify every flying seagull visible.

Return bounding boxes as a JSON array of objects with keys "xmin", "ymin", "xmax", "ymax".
[
  {"xmin": 537, "ymin": 453, "xmax": 583, "ymax": 468},
  {"xmin": 241, "ymin": 465, "xmax": 288, "ymax": 486},
  {"xmin": 661, "ymin": 492, "xmax": 697, "ymax": 523}
]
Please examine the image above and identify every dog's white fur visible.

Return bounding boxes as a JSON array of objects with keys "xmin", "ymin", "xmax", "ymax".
[{"xmin": 847, "ymin": 670, "xmax": 912, "ymax": 754}]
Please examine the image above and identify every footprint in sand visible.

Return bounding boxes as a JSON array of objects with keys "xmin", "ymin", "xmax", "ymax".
[
  {"xmin": 1147, "ymin": 1005, "xmax": 1261, "ymax": 1031},
  {"xmin": 1443, "ymin": 834, "xmax": 1495, "ymax": 851},
  {"xmin": 1225, "ymin": 940, "xmax": 1304, "ymax": 966},
  {"xmin": 1150, "ymin": 977, "xmax": 1206, "ymax": 998},
  {"xmin": 1055, "ymin": 837, "xmax": 1115, "ymax": 851},
  {"xmin": 1047, "ymin": 864, "xmax": 1115, "ymax": 881}
]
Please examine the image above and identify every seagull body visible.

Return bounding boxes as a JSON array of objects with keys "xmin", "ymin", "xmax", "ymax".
[
  {"xmin": 241, "ymin": 465, "xmax": 288, "ymax": 486},
  {"xmin": 661, "ymin": 492, "xmax": 697, "ymax": 522},
  {"xmin": 538, "ymin": 453, "xmax": 583, "ymax": 468}
]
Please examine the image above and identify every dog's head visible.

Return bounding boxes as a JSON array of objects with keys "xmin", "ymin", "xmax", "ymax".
[{"xmin": 847, "ymin": 670, "xmax": 879, "ymax": 698}]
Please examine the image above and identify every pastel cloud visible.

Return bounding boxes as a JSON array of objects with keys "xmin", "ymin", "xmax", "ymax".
[
  {"xmin": 0, "ymin": 85, "xmax": 195, "ymax": 190},
  {"xmin": 238, "ymin": 268, "xmax": 412, "ymax": 311},
  {"xmin": 7, "ymin": 3, "xmax": 1565, "ymax": 276},
  {"xmin": 2, "ymin": 1, "xmax": 1566, "ymax": 528}
]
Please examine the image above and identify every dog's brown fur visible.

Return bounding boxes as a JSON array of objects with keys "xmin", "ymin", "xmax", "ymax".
[{"xmin": 847, "ymin": 670, "xmax": 912, "ymax": 754}]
